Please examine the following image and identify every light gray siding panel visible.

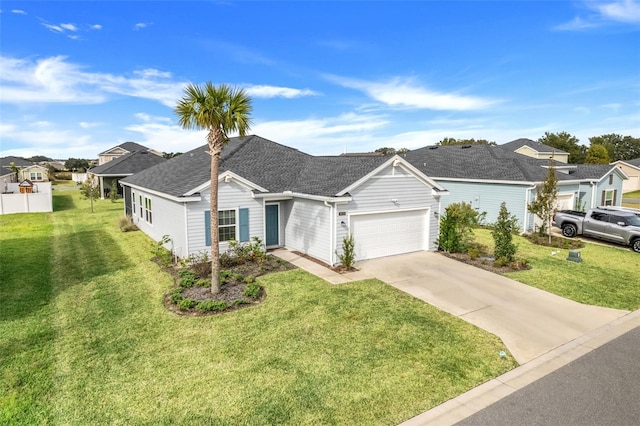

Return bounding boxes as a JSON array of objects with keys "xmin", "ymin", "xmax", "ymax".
[
  {"xmin": 284, "ymin": 198, "xmax": 331, "ymax": 264},
  {"xmin": 185, "ymin": 181, "xmax": 264, "ymax": 257},
  {"xmin": 595, "ymin": 172, "xmax": 624, "ymax": 206},
  {"xmin": 336, "ymin": 173, "xmax": 441, "ymax": 258},
  {"xmin": 131, "ymin": 189, "xmax": 188, "ymax": 258},
  {"xmin": 436, "ymin": 180, "xmax": 529, "ymax": 231}
]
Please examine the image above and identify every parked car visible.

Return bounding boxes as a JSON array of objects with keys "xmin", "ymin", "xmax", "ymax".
[{"xmin": 552, "ymin": 207, "xmax": 640, "ymax": 253}]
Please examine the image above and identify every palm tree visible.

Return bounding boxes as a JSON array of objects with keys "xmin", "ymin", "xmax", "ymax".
[{"xmin": 175, "ymin": 83, "xmax": 252, "ymax": 294}]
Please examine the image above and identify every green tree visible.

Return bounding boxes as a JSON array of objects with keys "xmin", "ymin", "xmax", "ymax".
[
  {"xmin": 110, "ymin": 180, "xmax": 119, "ymax": 202},
  {"xmin": 584, "ymin": 144, "xmax": 611, "ymax": 164},
  {"xmin": 538, "ymin": 131, "xmax": 585, "ymax": 164},
  {"xmin": 65, "ymin": 158, "xmax": 90, "ymax": 172},
  {"xmin": 491, "ymin": 202, "xmax": 518, "ymax": 262},
  {"xmin": 528, "ymin": 160, "xmax": 558, "ymax": 243},
  {"xmin": 80, "ymin": 175, "xmax": 100, "ymax": 213},
  {"xmin": 437, "ymin": 137, "xmax": 496, "ymax": 146},
  {"xmin": 29, "ymin": 155, "xmax": 52, "ymax": 162},
  {"xmin": 9, "ymin": 162, "xmax": 22, "ymax": 181},
  {"xmin": 175, "ymin": 83, "xmax": 252, "ymax": 294},
  {"xmin": 437, "ymin": 202, "xmax": 479, "ymax": 253},
  {"xmin": 589, "ymin": 134, "xmax": 640, "ymax": 161},
  {"xmin": 163, "ymin": 152, "xmax": 182, "ymax": 159}
]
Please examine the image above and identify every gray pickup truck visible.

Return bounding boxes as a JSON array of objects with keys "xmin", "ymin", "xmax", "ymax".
[{"xmin": 552, "ymin": 207, "xmax": 640, "ymax": 253}]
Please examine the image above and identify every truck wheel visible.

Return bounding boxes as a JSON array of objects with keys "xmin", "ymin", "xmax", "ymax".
[
  {"xmin": 631, "ymin": 239, "xmax": 640, "ymax": 254},
  {"xmin": 561, "ymin": 223, "xmax": 577, "ymax": 238}
]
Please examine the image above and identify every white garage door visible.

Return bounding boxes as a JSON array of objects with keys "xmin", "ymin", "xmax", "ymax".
[
  {"xmin": 350, "ymin": 209, "xmax": 429, "ymax": 260},
  {"xmin": 556, "ymin": 193, "xmax": 575, "ymax": 211}
]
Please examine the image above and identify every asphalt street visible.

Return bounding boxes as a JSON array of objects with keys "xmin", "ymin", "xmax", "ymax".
[{"xmin": 457, "ymin": 326, "xmax": 640, "ymax": 426}]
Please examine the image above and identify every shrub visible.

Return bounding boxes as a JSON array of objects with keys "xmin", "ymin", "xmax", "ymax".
[
  {"xmin": 492, "ymin": 257, "xmax": 510, "ymax": 268},
  {"xmin": 220, "ymin": 237, "xmax": 265, "ymax": 267},
  {"xmin": 153, "ymin": 235, "xmax": 173, "ymax": 267},
  {"xmin": 188, "ymin": 251, "xmax": 211, "ymax": 279},
  {"xmin": 178, "ymin": 270, "xmax": 197, "ymax": 288},
  {"xmin": 437, "ymin": 202, "xmax": 481, "ymax": 253},
  {"xmin": 337, "ymin": 233, "xmax": 356, "ymax": 269},
  {"xmin": 243, "ymin": 275, "xmax": 255, "ymax": 284},
  {"xmin": 170, "ymin": 292, "xmax": 184, "ymax": 304},
  {"xmin": 467, "ymin": 247, "xmax": 481, "ymax": 260},
  {"xmin": 219, "ymin": 269, "xmax": 232, "ymax": 285},
  {"xmin": 491, "ymin": 202, "xmax": 519, "ymax": 262},
  {"xmin": 177, "ymin": 298, "xmax": 196, "ymax": 311},
  {"xmin": 195, "ymin": 279, "xmax": 209, "ymax": 287},
  {"xmin": 232, "ymin": 298, "xmax": 251, "ymax": 306},
  {"xmin": 118, "ymin": 215, "xmax": 139, "ymax": 232},
  {"xmin": 196, "ymin": 300, "xmax": 228, "ymax": 312},
  {"xmin": 244, "ymin": 283, "xmax": 262, "ymax": 299}
]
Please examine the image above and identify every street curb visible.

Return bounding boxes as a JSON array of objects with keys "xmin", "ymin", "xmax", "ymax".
[{"xmin": 400, "ymin": 309, "xmax": 640, "ymax": 425}]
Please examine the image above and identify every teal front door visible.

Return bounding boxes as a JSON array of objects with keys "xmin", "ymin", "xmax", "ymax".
[{"xmin": 265, "ymin": 204, "xmax": 279, "ymax": 247}]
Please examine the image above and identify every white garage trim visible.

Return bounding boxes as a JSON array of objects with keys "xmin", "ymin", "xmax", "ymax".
[{"xmin": 349, "ymin": 208, "xmax": 430, "ymax": 260}]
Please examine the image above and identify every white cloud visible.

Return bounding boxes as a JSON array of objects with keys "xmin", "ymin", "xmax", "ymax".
[
  {"xmin": 594, "ymin": 0, "xmax": 640, "ymax": 23},
  {"xmin": 60, "ymin": 23, "xmax": 78, "ymax": 31},
  {"xmin": 327, "ymin": 75, "xmax": 499, "ymax": 111},
  {"xmin": 555, "ymin": 0, "xmax": 640, "ymax": 30},
  {"xmin": 134, "ymin": 112, "xmax": 171, "ymax": 123},
  {"xmin": 12, "ymin": 9, "xmax": 27, "ymax": 15},
  {"xmin": 134, "ymin": 69, "xmax": 172, "ymax": 79},
  {"xmin": 30, "ymin": 121, "xmax": 52, "ymax": 128},
  {"xmin": 91, "ymin": 24, "xmax": 102, "ymax": 30},
  {"xmin": 42, "ymin": 23, "xmax": 64, "ymax": 33},
  {"xmin": 79, "ymin": 121, "xmax": 101, "ymax": 129},
  {"xmin": 244, "ymin": 85, "xmax": 318, "ymax": 98},
  {"xmin": 0, "ymin": 55, "xmax": 186, "ymax": 106},
  {"xmin": 134, "ymin": 22, "xmax": 150, "ymax": 30}
]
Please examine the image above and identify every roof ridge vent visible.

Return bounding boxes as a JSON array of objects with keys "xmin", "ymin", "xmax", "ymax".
[
  {"xmin": 461, "ymin": 145, "xmax": 472, "ymax": 149},
  {"xmin": 428, "ymin": 146, "xmax": 438, "ymax": 150}
]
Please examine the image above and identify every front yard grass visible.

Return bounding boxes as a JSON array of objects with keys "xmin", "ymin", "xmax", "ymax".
[
  {"xmin": 623, "ymin": 190, "xmax": 640, "ymax": 199},
  {"xmin": 1, "ymin": 191, "xmax": 516, "ymax": 425},
  {"xmin": 472, "ymin": 229, "xmax": 640, "ymax": 311}
]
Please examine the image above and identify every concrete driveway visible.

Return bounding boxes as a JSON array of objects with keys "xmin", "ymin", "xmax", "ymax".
[{"xmin": 355, "ymin": 252, "xmax": 629, "ymax": 364}]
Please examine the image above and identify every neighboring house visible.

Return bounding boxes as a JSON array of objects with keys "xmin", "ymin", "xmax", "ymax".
[
  {"xmin": 120, "ymin": 135, "xmax": 448, "ymax": 265},
  {"xmin": 498, "ymin": 138, "xmax": 570, "ymax": 163},
  {"xmin": 89, "ymin": 150, "xmax": 167, "ymax": 199},
  {"xmin": 0, "ymin": 156, "xmax": 33, "ymax": 184},
  {"xmin": 19, "ymin": 164, "xmax": 50, "ymax": 182},
  {"xmin": 611, "ymin": 158, "xmax": 640, "ymax": 193},
  {"xmin": 404, "ymin": 143, "xmax": 627, "ymax": 232},
  {"xmin": 98, "ymin": 142, "xmax": 163, "ymax": 165}
]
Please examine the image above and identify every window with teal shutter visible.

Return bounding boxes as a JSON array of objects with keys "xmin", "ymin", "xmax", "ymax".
[
  {"xmin": 239, "ymin": 208, "xmax": 249, "ymax": 242},
  {"xmin": 204, "ymin": 210, "xmax": 211, "ymax": 246}
]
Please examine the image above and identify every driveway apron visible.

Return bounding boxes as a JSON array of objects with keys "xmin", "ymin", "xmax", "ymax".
[{"xmin": 355, "ymin": 252, "xmax": 628, "ymax": 364}]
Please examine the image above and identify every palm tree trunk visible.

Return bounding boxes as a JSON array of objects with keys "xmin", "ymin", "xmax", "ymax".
[{"xmin": 209, "ymin": 131, "xmax": 223, "ymax": 294}]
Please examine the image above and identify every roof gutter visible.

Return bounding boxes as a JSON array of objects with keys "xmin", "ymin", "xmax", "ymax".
[
  {"xmin": 119, "ymin": 181, "xmax": 202, "ymax": 203},
  {"xmin": 253, "ymin": 191, "xmax": 352, "ymax": 203}
]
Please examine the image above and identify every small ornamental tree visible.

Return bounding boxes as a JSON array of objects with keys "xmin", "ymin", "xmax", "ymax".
[
  {"xmin": 437, "ymin": 202, "xmax": 479, "ymax": 253},
  {"xmin": 492, "ymin": 202, "xmax": 519, "ymax": 261},
  {"xmin": 80, "ymin": 175, "xmax": 100, "ymax": 213},
  {"xmin": 528, "ymin": 159, "xmax": 558, "ymax": 244},
  {"xmin": 110, "ymin": 180, "xmax": 118, "ymax": 202}
]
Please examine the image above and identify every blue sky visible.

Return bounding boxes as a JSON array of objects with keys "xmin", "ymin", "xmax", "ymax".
[{"xmin": 1, "ymin": 1, "xmax": 639, "ymax": 159}]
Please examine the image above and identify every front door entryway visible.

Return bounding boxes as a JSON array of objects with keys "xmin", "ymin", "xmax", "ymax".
[{"xmin": 265, "ymin": 204, "xmax": 279, "ymax": 247}]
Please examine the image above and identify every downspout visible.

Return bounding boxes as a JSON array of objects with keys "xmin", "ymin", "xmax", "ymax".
[
  {"xmin": 524, "ymin": 184, "xmax": 536, "ymax": 233},
  {"xmin": 590, "ymin": 181, "xmax": 597, "ymax": 208},
  {"xmin": 324, "ymin": 201, "xmax": 334, "ymax": 265},
  {"xmin": 183, "ymin": 202, "xmax": 189, "ymax": 257}
]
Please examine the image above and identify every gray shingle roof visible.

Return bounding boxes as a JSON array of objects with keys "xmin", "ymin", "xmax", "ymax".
[
  {"xmin": 0, "ymin": 156, "xmax": 34, "ymax": 170},
  {"xmin": 99, "ymin": 141, "xmax": 149, "ymax": 155},
  {"xmin": 403, "ymin": 144, "xmax": 614, "ymax": 183},
  {"xmin": 90, "ymin": 150, "xmax": 166, "ymax": 175},
  {"xmin": 498, "ymin": 138, "xmax": 569, "ymax": 155},
  {"xmin": 622, "ymin": 158, "xmax": 640, "ymax": 168},
  {"xmin": 121, "ymin": 135, "xmax": 390, "ymax": 197}
]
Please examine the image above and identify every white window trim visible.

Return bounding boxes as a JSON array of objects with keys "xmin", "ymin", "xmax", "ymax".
[
  {"xmin": 218, "ymin": 208, "xmax": 238, "ymax": 242},
  {"xmin": 144, "ymin": 196, "xmax": 153, "ymax": 224},
  {"xmin": 604, "ymin": 189, "xmax": 615, "ymax": 206}
]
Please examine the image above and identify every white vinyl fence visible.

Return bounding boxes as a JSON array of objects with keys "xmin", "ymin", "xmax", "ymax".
[{"xmin": 0, "ymin": 182, "xmax": 53, "ymax": 214}]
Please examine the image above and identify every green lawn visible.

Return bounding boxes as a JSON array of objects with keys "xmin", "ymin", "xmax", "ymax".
[
  {"xmin": 623, "ymin": 190, "xmax": 640, "ymax": 199},
  {"xmin": 1, "ymin": 191, "xmax": 516, "ymax": 425},
  {"xmin": 473, "ymin": 229, "xmax": 640, "ymax": 311}
]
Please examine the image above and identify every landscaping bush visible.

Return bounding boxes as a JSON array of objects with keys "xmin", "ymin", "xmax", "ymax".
[
  {"xmin": 437, "ymin": 202, "xmax": 481, "ymax": 253},
  {"xmin": 337, "ymin": 233, "xmax": 356, "ymax": 270},
  {"xmin": 118, "ymin": 215, "xmax": 138, "ymax": 232},
  {"xmin": 187, "ymin": 251, "xmax": 210, "ymax": 279},
  {"xmin": 491, "ymin": 202, "xmax": 519, "ymax": 262},
  {"xmin": 219, "ymin": 237, "xmax": 265, "ymax": 267},
  {"xmin": 525, "ymin": 233, "xmax": 585, "ymax": 249},
  {"xmin": 244, "ymin": 283, "xmax": 262, "ymax": 299},
  {"xmin": 178, "ymin": 269, "xmax": 197, "ymax": 288},
  {"xmin": 196, "ymin": 300, "xmax": 228, "ymax": 312},
  {"xmin": 177, "ymin": 298, "xmax": 197, "ymax": 311}
]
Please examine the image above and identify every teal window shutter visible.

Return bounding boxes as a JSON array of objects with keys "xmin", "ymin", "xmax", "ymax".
[
  {"xmin": 204, "ymin": 210, "xmax": 211, "ymax": 246},
  {"xmin": 239, "ymin": 208, "xmax": 249, "ymax": 242}
]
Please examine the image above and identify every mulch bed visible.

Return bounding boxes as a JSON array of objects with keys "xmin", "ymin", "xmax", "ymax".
[
  {"xmin": 292, "ymin": 251, "xmax": 357, "ymax": 274},
  {"xmin": 441, "ymin": 251, "xmax": 531, "ymax": 274},
  {"xmin": 158, "ymin": 254, "xmax": 295, "ymax": 316}
]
